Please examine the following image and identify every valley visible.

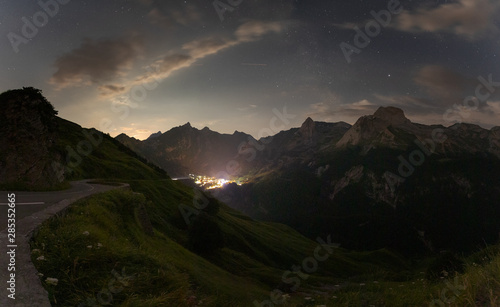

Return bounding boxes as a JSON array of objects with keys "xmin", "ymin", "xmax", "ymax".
[
  {"xmin": 1, "ymin": 88, "xmax": 500, "ymax": 306},
  {"xmin": 116, "ymin": 105, "xmax": 500, "ymax": 255}
]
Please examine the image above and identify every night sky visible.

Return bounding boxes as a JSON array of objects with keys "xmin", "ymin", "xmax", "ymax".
[{"xmin": 1, "ymin": 0, "xmax": 499, "ymax": 139}]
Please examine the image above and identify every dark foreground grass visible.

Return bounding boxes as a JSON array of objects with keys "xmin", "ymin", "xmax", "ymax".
[
  {"xmin": 31, "ymin": 181, "xmax": 500, "ymax": 306},
  {"xmin": 31, "ymin": 189, "xmax": 265, "ymax": 306}
]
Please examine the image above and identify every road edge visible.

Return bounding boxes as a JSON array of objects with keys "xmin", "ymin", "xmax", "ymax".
[{"xmin": 0, "ymin": 181, "xmax": 129, "ymax": 307}]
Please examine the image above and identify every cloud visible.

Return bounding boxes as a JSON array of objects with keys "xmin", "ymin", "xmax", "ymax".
[
  {"xmin": 98, "ymin": 84, "xmax": 127, "ymax": 97},
  {"xmin": 50, "ymin": 35, "xmax": 143, "ymax": 89},
  {"xmin": 374, "ymin": 93, "xmax": 433, "ymax": 109},
  {"xmin": 181, "ymin": 20, "xmax": 284, "ymax": 58},
  {"xmin": 130, "ymin": 20, "xmax": 285, "ymax": 88},
  {"xmin": 156, "ymin": 54, "xmax": 194, "ymax": 73},
  {"xmin": 235, "ymin": 20, "xmax": 285, "ymax": 42},
  {"xmin": 194, "ymin": 119, "xmax": 222, "ymax": 128},
  {"xmin": 449, "ymin": 100, "xmax": 500, "ymax": 128},
  {"xmin": 486, "ymin": 101, "xmax": 500, "ymax": 115},
  {"xmin": 394, "ymin": 0, "xmax": 500, "ymax": 39},
  {"xmin": 182, "ymin": 37, "xmax": 236, "ymax": 59},
  {"xmin": 413, "ymin": 65, "xmax": 470, "ymax": 104},
  {"xmin": 85, "ymin": 20, "xmax": 285, "ymax": 98},
  {"xmin": 307, "ymin": 99, "xmax": 379, "ymax": 123},
  {"xmin": 237, "ymin": 104, "xmax": 258, "ymax": 112},
  {"xmin": 143, "ymin": 54, "xmax": 194, "ymax": 82},
  {"xmin": 337, "ymin": 99, "xmax": 379, "ymax": 116},
  {"xmin": 333, "ymin": 0, "xmax": 499, "ymax": 40}
]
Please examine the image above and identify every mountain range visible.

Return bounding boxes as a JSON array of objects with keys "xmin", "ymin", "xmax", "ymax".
[
  {"xmin": 3, "ymin": 87, "xmax": 500, "ymax": 305},
  {"xmin": 117, "ymin": 106, "xmax": 500, "ymax": 179},
  {"xmin": 1, "ymin": 87, "xmax": 419, "ymax": 306},
  {"xmin": 116, "ymin": 106, "xmax": 500, "ymax": 254}
]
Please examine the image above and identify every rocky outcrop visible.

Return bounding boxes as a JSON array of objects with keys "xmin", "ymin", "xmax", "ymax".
[
  {"xmin": 335, "ymin": 106, "xmax": 500, "ymax": 158},
  {"xmin": 336, "ymin": 106, "xmax": 415, "ymax": 149},
  {"xmin": 0, "ymin": 88, "xmax": 63, "ymax": 189},
  {"xmin": 298, "ymin": 117, "xmax": 315, "ymax": 143},
  {"xmin": 330, "ymin": 165, "xmax": 364, "ymax": 199},
  {"xmin": 373, "ymin": 106, "xmax": 411, "ymax": 126}
]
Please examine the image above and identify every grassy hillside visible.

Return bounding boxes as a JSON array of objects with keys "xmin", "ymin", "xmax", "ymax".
[
  {"xmin": 27, "ymin": 116, "xmax": 500, "ymax": 306},
  {"xmin": 31, "ymin": 179, "xmax": 500, "ymax": 306},
  {"xmin": 31, "ymin": 179, "xmax": 415, "ymax": 306},
  {"xmin": 53, "ymin": 117, "xmax": 167, "ymax": 182}
]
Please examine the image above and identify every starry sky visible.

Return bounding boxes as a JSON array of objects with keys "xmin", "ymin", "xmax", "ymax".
[{"xmin": 1, "ymin": 0, "xmax": 499, "ymax": 139}]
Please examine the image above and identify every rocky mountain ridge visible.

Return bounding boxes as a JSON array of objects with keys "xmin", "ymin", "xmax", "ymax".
[
  {"xmin": 116, "ymin": 106, "xmax": 500, "ymax": 181},
  {"xmin": 116, "ymin": 117, "xmax": 353, "ymax": 178},
  {"xmin": 113, "ymin": 106, "xmax": 500, "ymax": 253}
]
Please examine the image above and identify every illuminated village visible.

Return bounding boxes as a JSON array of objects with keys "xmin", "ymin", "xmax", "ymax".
[{"xmin": 188, "ymin": 174, "xmax": 243, "ymax": 190}]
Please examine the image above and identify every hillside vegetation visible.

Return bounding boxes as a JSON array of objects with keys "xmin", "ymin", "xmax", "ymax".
[
  {"xmin": 31, "ymin": 181, "xmax": 410, "ymax": 306},
  {"xmin": 31, "ymin": 181, "xmax": 500, "ymax": 306},
  {"xmin": 52, "ymin": 117, "xmax": 167, "ymax": 182}
]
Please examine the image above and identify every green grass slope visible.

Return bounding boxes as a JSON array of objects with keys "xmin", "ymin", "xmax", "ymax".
[
  {"xmin": 31, "ymin": 179, "xmax": 412, "ymax": 306},
  {"xmin": 53, "ymin": 117, "xmax": 167, "ymax": 182}
]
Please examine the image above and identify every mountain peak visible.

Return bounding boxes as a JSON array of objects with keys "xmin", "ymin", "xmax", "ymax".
[
  {"xmin": 299, "ymin": 117, "xmax": 316, "ymax": 140},
  {"xmin": 303, "ymin": 117, "xmax": 314, "ymax": 125},
  {"xmin": 373, "ymin": 106, "xmax": 410, "ymax": 125},
  {"xmin": 336, "ymin": 106, "xmax": 412, "ymax": 148},
  {"xmin": 147, "ymin": 131, "xmax": 162, "ymax": 140}
]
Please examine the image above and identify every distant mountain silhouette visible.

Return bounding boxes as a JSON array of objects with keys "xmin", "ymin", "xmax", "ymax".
[
  {"xmin": 117, "ymin": 123, "xmax": 254, "ymax": 177},
  {"xmin": 116, "ymin": 106, "xmax": 500, "ymax": 254},
  {"xmin": 116, "ymin": 118, "xmax": 352, "ymax": 178}
]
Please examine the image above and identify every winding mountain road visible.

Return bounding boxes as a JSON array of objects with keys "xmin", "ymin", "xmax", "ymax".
[
  {"xmin": 0, "ymin": 180, "xmax": 121, "ymax": 231},
  {"xmin": 0, "ymin": 180, "xmax": 128, "ymax": 306}
]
